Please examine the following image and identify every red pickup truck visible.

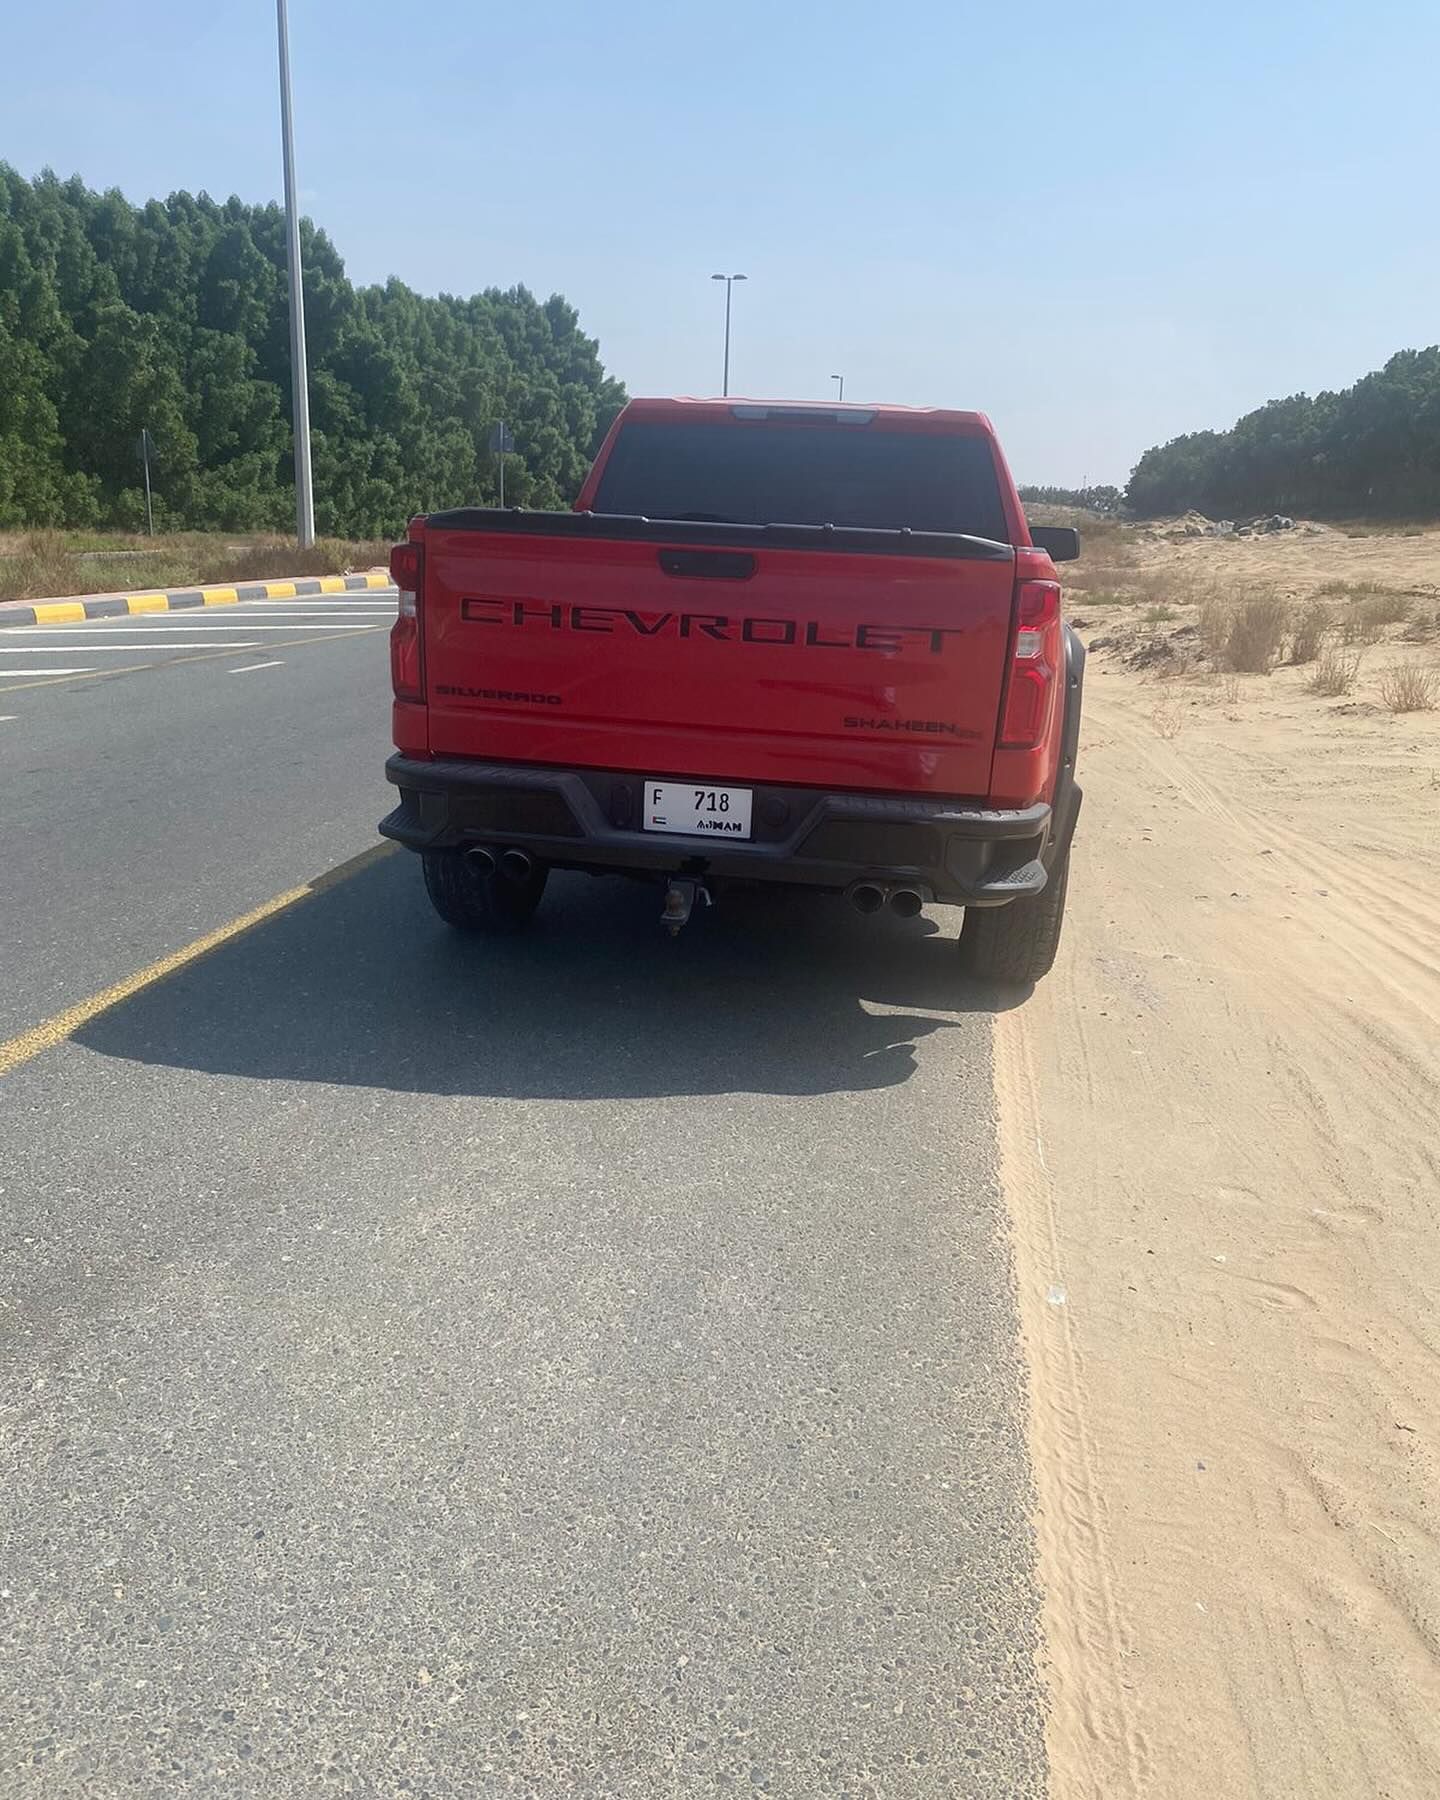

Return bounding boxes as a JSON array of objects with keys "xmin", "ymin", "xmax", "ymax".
[{"xmin": 381, "ymin": 397, "xmax": 1083, "ymax": 983}]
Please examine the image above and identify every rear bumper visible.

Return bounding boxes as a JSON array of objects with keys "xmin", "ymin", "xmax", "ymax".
[{"xmin": 381, "ymin": 755, "xmax": 1073, "ymax": 905}]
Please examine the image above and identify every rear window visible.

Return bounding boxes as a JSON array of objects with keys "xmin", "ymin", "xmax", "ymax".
[{"xmin": 591, "ymin": 420, "xmax": 1008, "ymax": 540}]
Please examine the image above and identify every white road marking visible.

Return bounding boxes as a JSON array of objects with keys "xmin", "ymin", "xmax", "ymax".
[
  {"xmin": 0, "ymin": 713, "xmax": 17, "ymax": 720},
  {"xmin": 190, "ymin": 607, "xmax": 395, "ymax": 617},
  {"xmin": 0, "ymin": 669, "xmax": 96, "ymax": 678},
  {"xmin": 228, "ymin": 660, "xmax": 285, "ymax": 675},
  {"xmin": 0, "ymin": 623, "xmax": 388, "ymax": 635},
  {"xmin": 0, "ymin": 642, "xmax": 264, "ymax": 653}
]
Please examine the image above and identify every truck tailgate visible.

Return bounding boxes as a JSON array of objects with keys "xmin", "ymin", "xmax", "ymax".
[{"xmin": 420, "ymin": 520, "xmax": 1016, "ymax": 797}]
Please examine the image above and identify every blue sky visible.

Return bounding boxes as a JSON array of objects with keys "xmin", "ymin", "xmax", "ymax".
[{"xmin": 8, "ymin": 0, "xmax": 1439, "ymax": 484}]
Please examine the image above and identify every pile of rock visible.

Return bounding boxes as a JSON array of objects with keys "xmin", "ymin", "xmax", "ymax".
[{"xmin": 1158, "ymin": 511, "xmax": 1329, "ymax": 541}]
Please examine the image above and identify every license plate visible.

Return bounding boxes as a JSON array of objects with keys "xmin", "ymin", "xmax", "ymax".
[{"xmin": 642, "ymin": 780, "xmax": 754, "ymax": 839}]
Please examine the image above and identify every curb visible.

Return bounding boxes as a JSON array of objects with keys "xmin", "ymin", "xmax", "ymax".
[{"xmin": 0, "ymin": 572, "xmax": 393, "ymax": 628}]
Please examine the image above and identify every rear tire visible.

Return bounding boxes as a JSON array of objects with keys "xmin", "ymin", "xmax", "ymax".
[
  {"xmin": 421, "ymin": 849, "xmax": 548, "ymax": 934},
  {"xmin": 956, "ymin": 852, "xmax": 1070, "ymax": 986}
]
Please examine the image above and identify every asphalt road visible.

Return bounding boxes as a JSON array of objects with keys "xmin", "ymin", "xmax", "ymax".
[{"xmin": 1, "ymin": 600, "xmax": 1045, "ymax": 1797}]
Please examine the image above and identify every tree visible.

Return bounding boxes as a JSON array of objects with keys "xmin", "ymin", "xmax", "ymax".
[
  {"xmin": 1125, "ymin": 351, "xmax": 1440, "ymax": 519},
  {"xmin": 0, "ymin": 163, "xmax": 627, "ymax": 535}
]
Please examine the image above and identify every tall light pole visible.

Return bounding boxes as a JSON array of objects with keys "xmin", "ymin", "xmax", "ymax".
[
  {"xmin": 711, "ymin": 273, "xmax": 747, "ymax": 397},
  {"xmin": 831, "ymin": 373, "xmax": 845, "ymax": 403},
  {"xmin": 276, "ymin": 0, "xmax": 315, "ymax": 547}
]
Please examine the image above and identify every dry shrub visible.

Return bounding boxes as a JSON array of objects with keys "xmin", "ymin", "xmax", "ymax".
[
  {"xmin": 1287, "ymin": 603, "xmax": 1330, "ymax": 664},
  {"xmin": 1377, "ymin": 663, "xmax": 1438, "ymax": 713},
  {"xmin": 1360, "ymin": 592, "xmax": 1412, "ymax": 630},
  {"xmin": 1068, "ymin": 562, "xmax": 1138, "ymax": 600},
  {"xmin": 1150, "ymin": 700, "xmax": 1184, "ymax": 740},
  {"xmin": 1060, "ymin": 516, "xmax": 1131, "ymax": 559},
  {"xmin": 1307, "ymin": 648, "xmax": 1363, "ymax": 697},
  {"xmin": 0, "ymin": 530, "xmax": 390, "ymax": 601},
  {"xmin": 1325, "ymin": 583, "xmax": 1414, "ymax": 643},
  {"xmin": 1199, "ymin": 589, "xmax": 1289, "ymax": 672},
  {"xmin": 194, "ymin": 539, "xmax": 390, "ymax": 583},
  {"xmin": 0, "ymin": 530, "xmax": 77, "ymax": 602}
]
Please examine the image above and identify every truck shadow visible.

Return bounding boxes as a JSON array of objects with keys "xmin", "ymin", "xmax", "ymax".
[{"xmin": 75, "ymin": 852, "xmax": 1030, "ymax": 1099}]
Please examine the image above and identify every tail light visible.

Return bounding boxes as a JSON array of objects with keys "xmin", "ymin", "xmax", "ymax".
[
  {"xmin": 389, "ymin": 541, "xmax": 424, "ymax": 702},
  {"xmin": 999, "ymin": 579, "xmax": 1061, "ymax": 748}
]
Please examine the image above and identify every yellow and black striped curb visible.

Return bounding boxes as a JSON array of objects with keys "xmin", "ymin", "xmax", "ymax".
[{"xmin": 0, "ymin": 571, "xmax": 393, "ymax": 628}]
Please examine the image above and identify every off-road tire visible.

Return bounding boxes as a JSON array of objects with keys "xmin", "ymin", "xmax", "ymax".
[
  {"xmin": 421, "ymin": 850, "xmax": 548, "ymax": 934},
  {"xmin": 956, "ymin": 852, "xmax": 1070, "ymax": 986}
]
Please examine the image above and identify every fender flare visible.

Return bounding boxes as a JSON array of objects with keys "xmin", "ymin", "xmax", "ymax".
[{"xmin": 1047, "ymin": 623, "xmax": 1085, "ymax": 864}]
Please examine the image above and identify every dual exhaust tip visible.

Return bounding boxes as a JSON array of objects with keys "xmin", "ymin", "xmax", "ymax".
[
  {"xmin": 466, "ymin": 845, "xmax": 533, "ymax": 881},
  {"xmin": 850, "ymin": 882, "xmax": 925, "ymax": 919},
  {"xmin": 466, "ymin": 846, "xmax": 921, "ymax": 917}
]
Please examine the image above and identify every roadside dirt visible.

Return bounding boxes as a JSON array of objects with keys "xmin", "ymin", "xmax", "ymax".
[{"xmin": 998, "ymin": 528, "xmax": 1440, "ymax": 1796}]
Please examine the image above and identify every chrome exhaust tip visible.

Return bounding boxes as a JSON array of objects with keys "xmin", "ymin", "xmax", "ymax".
[
  {"xmin": 465, "ymin": 846, "xmax": 497, "ymax": 874},
  {"xmin": 888, "ymin": 888, "xmax": 924, "ymax": 919},
  {"xmin": 849, "ymin": 882, "xmax": 886, "ymax": 916},
  {"xmin": 500, "ymin": 848, "xmax": 533, "ymax": 881}
]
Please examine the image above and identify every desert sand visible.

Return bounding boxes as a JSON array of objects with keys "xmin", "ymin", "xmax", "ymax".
[{"xmin": 998, "ymin": 525, "xmax": 1440, "ymax": 1796}]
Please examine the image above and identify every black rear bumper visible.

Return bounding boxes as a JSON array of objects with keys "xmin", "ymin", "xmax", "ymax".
[{"xmin": 381, "ymin": 755, "xmax": 1075, "ymax": 906}]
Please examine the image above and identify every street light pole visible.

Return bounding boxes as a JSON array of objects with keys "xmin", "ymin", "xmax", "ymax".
[
  {"xmin": 711, "ymin": 272, "xmax": 747, "ymax": 397},
  {"xmin": 831, "ymin": 373, "xmax": 845, "ymax": 403},
  {"xmin": 276, "ymin": 0, "xmax": 315, "ymax": 547}
]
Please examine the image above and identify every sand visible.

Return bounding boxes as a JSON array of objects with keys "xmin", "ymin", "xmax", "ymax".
[{"xmin": 997, "ymin": 527, "xmax": 1440, "ymax": 1796}]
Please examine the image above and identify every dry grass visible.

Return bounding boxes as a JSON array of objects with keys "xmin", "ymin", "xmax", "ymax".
[
  {"xmin": 1316, "ymin": 580, "xmax": 1415, "ymax": 644},
  {"xmin": 0, "ymin": 530, "xmax": 391, "ymax": 602},
  {"xmin": 1287, "ymin": 603, "xmax": 1330, "ymax": 664},
  {"xmin": 1307, "ymin": 648, "xmax": 1364, "ymax": 697},
  {"xmin": 1377, "ymin": 663, "xmax": 1439, "ymax": 713},
  {"xmin": 1198, "ymin": 589, "xmax": 1290, "ymax": 673},
  {"xmin": 0, "ymin": 531, "xmax": 75, "ymax": 603},
  {"xmin": 212, "ymin": 542, "xmax": 392, "ymax": 582}
]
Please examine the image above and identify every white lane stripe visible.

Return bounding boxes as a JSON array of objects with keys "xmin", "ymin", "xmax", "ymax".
[
  {"xmin": 189, "ymin": 607, "xmax": 395, "ymax": 617},
  {"xmin": 0, "ymin": 642, "xmax": 264, "ymax": 652},
  {"xmin": 159, "ymin": 604, "xmax": 396, "ymax": 615},
  {"xmin": 0, "ymin": 668, "xmax": 96, "ymax": 677},
  {"xmin": 0, "ymin": 713, "xmax": 17, "ymax": 719},
  {"xmin": 228, "ymin": 659, "xmax": 285, "ymax": 675},
  {"xmin": 0, "ymin": 623, "xmax": 389, "ymax": 637},
  {"xmin": 0, "ymin": 623, "xmax": 388, "ymax": 635}
]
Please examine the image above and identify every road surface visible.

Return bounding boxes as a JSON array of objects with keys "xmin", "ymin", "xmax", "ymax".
[{"xmin": 0, "ymin": 597, "xmax": 1045, "ymax": 1796}]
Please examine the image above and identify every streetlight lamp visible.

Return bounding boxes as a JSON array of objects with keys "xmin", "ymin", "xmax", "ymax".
[
  {"xmin": 831, "ymin": 374, "xmax": 845, "ymax": 403},
  {"xmin": 711, "ymin": 273, "xmax": 747, "ymax": 397},
  {"xmin": 276, "ymin": 0, "xmax": 315, "ymax": 547}
]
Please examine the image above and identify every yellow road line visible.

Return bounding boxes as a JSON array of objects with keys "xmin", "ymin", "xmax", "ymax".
[{"xmin": 0, "ymin": 842, "xmax": 397, "ymax": 1078}]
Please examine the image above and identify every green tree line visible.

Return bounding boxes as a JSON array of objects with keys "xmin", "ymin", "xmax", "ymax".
[
  {"xmin": 1126, "ymin": 347, "xmax": 1440, "ymax": 519},
  {"xmin": 0, "ymin": 165, "xmax": 627, "ymax": 535},
  {"xmin": 1018, "ymin": 483, "xmax": 1122, "ymax": 515}
]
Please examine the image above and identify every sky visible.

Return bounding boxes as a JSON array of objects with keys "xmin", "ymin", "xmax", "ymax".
[{"xmin": 7, "ymin": 0, "xmax": 1440, "ymax": 485}]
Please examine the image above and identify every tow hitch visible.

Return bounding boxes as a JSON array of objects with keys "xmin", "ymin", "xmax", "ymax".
[{"xmin": 661, "ymin": 877, "xmax": 711, "ymax": 937}]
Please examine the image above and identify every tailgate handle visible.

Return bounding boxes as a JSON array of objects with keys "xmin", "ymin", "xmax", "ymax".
[{"xmin": 658, "ymin": 547, "xmax": 756, "ymax": 581}]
